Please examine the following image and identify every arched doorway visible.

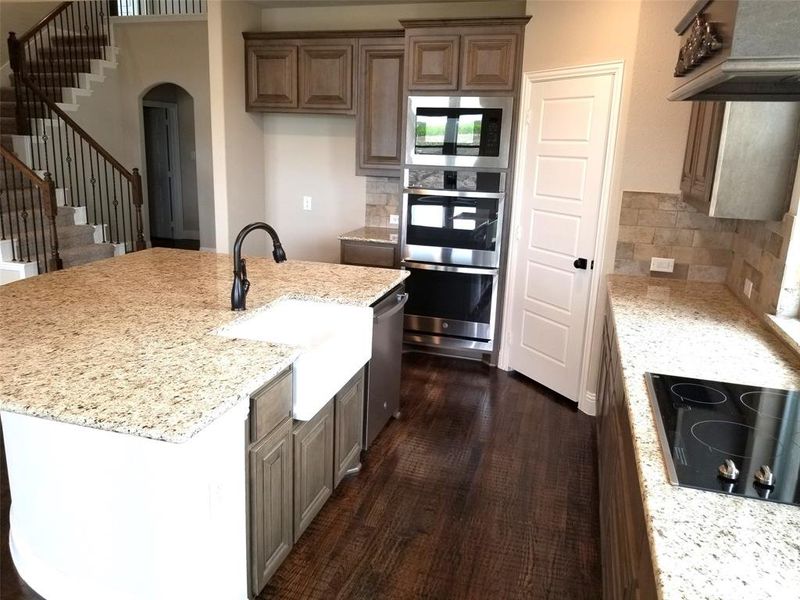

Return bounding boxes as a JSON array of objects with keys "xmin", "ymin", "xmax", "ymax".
[{"xmin": 142, "ymin": 83, "xmax": 200, "ymax": 250}]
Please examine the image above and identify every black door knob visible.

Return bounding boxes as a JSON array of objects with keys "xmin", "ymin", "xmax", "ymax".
[{"xmin": 574, "ymin": 257, "xmax": 588, "ymax": 270}]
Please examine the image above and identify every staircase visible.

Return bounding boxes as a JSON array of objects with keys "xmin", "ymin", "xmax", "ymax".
[{"xmin": 1, "ymin": 1, "xmax": 144, "ymax": 284}]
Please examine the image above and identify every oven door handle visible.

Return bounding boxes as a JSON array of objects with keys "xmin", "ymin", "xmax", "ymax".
[
  {"xmin": 402, "ymin": 260, "xmax": 498, "ymax": 276},
  {"xmin": 404, "ymin": 188, "xmax": 505, "ymax": 200}
]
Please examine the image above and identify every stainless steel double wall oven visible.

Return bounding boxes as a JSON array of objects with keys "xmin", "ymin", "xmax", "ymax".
[{"xmin": 402, "ymin": 96, "xmax": 513, "ymax": 352}]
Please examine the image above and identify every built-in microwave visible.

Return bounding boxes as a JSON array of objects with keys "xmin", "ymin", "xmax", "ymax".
[{"xmin": 405, "ymin": 96, "xmax": 514, "ymax": 169}]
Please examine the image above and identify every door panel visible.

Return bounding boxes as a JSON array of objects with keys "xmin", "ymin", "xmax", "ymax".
[
  {"xmin": 144, "ymin": 106, "xmax": 173, "ymax": 240},
  {"xmin": 509, "ymin": 74, "xmax": 615, "ymax": 401}
]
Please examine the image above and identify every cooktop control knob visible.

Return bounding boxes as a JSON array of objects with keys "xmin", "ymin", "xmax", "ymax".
[
  {"xmin": 718, "ymin": 459, "xmax": 739, "ymax": 481},
  {"xmin": 754, "ymin": 465, "xmax": 775, "ymax": 487}
]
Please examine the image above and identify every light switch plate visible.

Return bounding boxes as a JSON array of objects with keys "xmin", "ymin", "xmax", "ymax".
[
  {"xmin": 302, "ymin": 196, "xmax": 312, "ymax": 211},
  {"xmin": 650, "ymin": 257, "xmax": 675, "ymax": 273},
  {"xmin": 389, "ymin": 214, "xmax": 399, "ymax": 226},
  {"xmin": 744, "ymin": 278, "xmax": 753, "ymax": 298}
]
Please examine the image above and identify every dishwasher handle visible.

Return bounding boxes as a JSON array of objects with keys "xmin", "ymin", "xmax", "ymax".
[{"xmin": 374, "ymin": 292, "xmax": 408, "ymax": 323}]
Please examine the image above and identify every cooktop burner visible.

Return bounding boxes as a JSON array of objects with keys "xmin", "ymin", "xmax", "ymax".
[{"xmin": 646, "ymin": 373, "xmax": 800, "ymax": 506}]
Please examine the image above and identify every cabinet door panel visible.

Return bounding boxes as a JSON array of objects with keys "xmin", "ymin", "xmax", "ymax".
[
  {"xmin": 299, "ymin": 42, "xmax": 354, "ymax": 114},
  {"xmin": 679, "ymin": 101, "xmax": 701, "ymax": 195},
  {"xmin": 293, "ymin": 401, "xmax": 334, "ymax": 541},
  {"xmin": 407, "ymin": 34, "xmax": 460, "ymax": 90},
  {"xmin": 690, "ymin": 101, "xmax": 724, "ymax": 202},
  {"xmin": 246, "ymin": 43, "xmax": 297, "ymax": 110},
  {"xmin": 335, "ymin": 370, "xmax": 365, "ymax": 487},
  {"xmin": 460, "ymin": 33, "xmax": 517, "ymax": 91},
  {"xmin": 249, "ymin": 418, "xmax": 293, "ymax": 595},
  {"xmin": 357, "ymin": 39, "xmax": 405, "ymax": 175},
  {"xmin": 340, "ymin": 241, "xmax": 398, "ymax": 268}
]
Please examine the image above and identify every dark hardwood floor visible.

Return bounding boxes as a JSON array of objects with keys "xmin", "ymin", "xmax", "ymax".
[{"xmin": 0, "ymin": 353, "xmax": 600, "ymax": 600}]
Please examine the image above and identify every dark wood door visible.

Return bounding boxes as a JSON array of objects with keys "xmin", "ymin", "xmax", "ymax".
[
  {"xmin": 356, "ymin": 38, "xmax": 405, "ymax": 176},
  {"xmin": 460, "ymin": 33, "xmax": 518, "ymax": 91},
  {"xmin": 246, "ymin": 42, "xmax": 298, "ymax": 110},
  {"xmin": 298, "ymin": 41, "xmax": 355, "ymax": 114},
  {"xmin": 334, "ymin": 369, "xmax": 364, "ymax": 488},
  {"xmin": 293, "ymin": 400, "xmax": 334, "ymax": 541},
  {"xmin": 406, "ymin": 33, "xmax": 460, "ymax": 90},
  {"xmin": 249, "ymin": 418, "xmax": 293, "ymax": 595}
]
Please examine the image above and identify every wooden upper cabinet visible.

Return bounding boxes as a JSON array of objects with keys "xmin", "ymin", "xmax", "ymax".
[
  {"xmin": 246, "ymin": 43, "xmax": 297, "ymax": 110},
  {"xmin": 406, "ymin": 34, "xmax": 460, "ymax": 90},
  {"xmin": 356, "ymin": 37, "xmax": 404, "ymax": 176},
  {"xmin": 244, "ymin": 35, "xmax": 355, "ymax": 115},
  {"xmin": 299, "ymin": 41, "xmax": 355, "ymax": 114},
  {"xmin": 689, "ymin": 102, "xmax": 724, "ymax": 205},
  {"xmin": 460, "ymin": 33, "xmax": 518, "ymax": 91}
]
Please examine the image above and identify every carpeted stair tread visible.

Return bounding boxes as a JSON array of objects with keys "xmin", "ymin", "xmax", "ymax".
[{"xmin": 58, "ymin": 242, "xmax": 115, "ymax": 269}]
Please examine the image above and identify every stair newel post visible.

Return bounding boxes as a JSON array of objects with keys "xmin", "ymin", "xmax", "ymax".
[
  {"xmin": 7, "ymin": 32, "xmax": 29, "ymax": 136},
  {"xmin": 131, "ymin": 168, "xmax": 146, "ymax": 251},
  {"xmin": 43, "ymin": 172, "xmax": 63, "ymax": 271}
]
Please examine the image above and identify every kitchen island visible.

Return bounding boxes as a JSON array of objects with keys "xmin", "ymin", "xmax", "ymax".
[
  {"xmin": 0, "ymin": 248, "xmax": 407, "ymax": 600},
  {"xmin": 605, "ymin": 275, "xmax": 800, "ymax": 600}
]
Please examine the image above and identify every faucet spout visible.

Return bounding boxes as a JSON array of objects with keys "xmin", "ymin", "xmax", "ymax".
[{"xmin": 231, "ymin": 222, "xmax": 287, "ymax": 311}]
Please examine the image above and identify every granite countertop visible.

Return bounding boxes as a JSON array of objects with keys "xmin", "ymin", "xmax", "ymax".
[
  {"xmin": 339, "ymin": 227, "xmax": 399, "ymax": 245},
  {"xmin": 606, "ymin": 275, "xmax": 800, "ymax": 600},
  {"xmin": 0, "ymin": 249, "xmax": 408, "ymax": 443}
]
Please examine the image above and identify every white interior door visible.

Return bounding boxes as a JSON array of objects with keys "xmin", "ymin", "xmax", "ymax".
[{"xmin": 508, "ymin": 72, "xmax": 614, "ymax": 402}]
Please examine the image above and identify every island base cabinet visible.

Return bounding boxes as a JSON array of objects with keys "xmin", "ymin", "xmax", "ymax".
[
  {"xmin": 597, "ymin": 312, "xmax": 657, "ymax": 600},
  {"xmin": 293, "ymin": 400, "xmax": 335, "ymax": 541},
  {"xmin": 334, "ymin": 369, "xmax": 365, "ymax": 488},
  {"xmin": 249, "ymin": 418, "xmax": 293, "ymax": 596}
]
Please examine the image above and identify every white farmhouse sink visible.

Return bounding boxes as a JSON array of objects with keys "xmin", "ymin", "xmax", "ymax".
[{"xmin": 217, "ymin": 299, "xmax": 372, "ymax": 421}]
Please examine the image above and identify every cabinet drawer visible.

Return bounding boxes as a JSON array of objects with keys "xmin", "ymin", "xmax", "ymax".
[
  {"xmin": 341, "ymin": 241, "xmax": 397, "ymax": 268},
  {"xmin": 250, "ymin": 369, "xmax": 293, "ymax": 442}
]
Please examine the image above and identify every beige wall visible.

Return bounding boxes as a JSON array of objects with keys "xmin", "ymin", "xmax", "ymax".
[
  {"xmin": 208, "ymin": 0, "xmax": 265, "ymax": 256},
  {"xmin": 264, "ymin": 114, "xmax": 365, "ymax": 262},
  {"xmin": 261, "ymin": 0, "xmax": 525, "ymax": 30},
  {"xmin": 621, "ymin": 0, "xmax": 692, "ymax": 192},
  {"xmin": 68, "ymin": 19, "xmax": 215, "ymax": 249},
  {"xmin": 0, "ymin": 0, "xmax": 61, "ymax": 66}
]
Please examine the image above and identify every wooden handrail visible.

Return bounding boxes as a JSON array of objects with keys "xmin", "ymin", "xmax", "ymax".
[
  {"xmin": 18, "ymin": 75, "xmax": 135, "ymax": 181},
  {"xmin": 0, "ymin": 145, "xmax": 48, "ymax": 190},
  {"xmin": 16, "ymin": 2, "xmax": 73, "ymax": 45}
]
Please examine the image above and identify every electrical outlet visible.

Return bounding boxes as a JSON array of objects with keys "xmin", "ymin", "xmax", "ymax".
[
  {"xmin": 744, "ymin": 278, "xmax": 753, "ymax": 298},
  {"xmin": 650, "ymin": 257, "xmax": 675, "ymax": 273},
  {"xmin": 389, "ymin": 214, "xmax": 399, "ymax": 226},
  {"xmin": 302, "ymin": 196, "xmax": 312, "ymax": 211}
]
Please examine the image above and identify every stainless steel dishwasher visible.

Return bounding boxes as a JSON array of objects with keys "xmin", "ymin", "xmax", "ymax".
[{"xmin": 364, "ymin": 285, "xmax": 407, "ymax": 449}]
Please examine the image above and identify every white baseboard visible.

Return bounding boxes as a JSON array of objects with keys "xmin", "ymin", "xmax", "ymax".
[{"xmin": 580, "ymin": 391, "xmax": 597, "ymax": 417}]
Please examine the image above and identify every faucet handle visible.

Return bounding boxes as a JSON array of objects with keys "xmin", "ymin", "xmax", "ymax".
[{"xmin": 241, "ymin": 258, "xmax": 250, "ymax": 293}]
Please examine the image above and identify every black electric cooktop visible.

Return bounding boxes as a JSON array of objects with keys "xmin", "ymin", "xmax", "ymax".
[{"xmin": 646, "ymin": 373, "xmax": 800, "ymax": 507}]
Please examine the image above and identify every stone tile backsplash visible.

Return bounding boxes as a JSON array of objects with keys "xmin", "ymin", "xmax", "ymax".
[
  {"xmin": 727, "ymin": 215, "xmax": 793, "ymax": 316},
  {"xmin": 614, "ymin": 191, "xmax": 736, "ymax": 282},
  {"xmin": 365, "ymin": 176, "xmax": 401, "ymax": 229},
  {"xmin": 614, "ymin": 190, "xmax": 794, "ymax": 318}
]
